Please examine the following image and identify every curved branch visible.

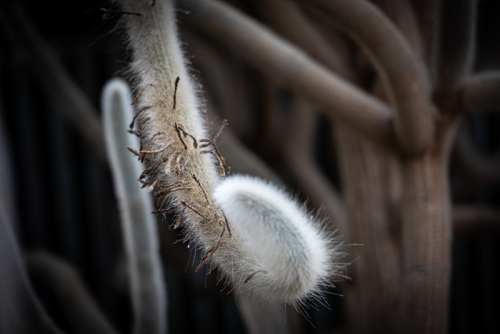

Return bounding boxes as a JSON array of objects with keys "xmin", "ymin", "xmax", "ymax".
[
  {"xmin": 25, "ymin": 252, "xmax": 118, "ymax": 334},
  {"xmin": 295, "ymin": 0, "xmax": 434, "ymax": 154},
  {"xmin": 179, "ymin": 0, "xmax": 396, "ymax": 150},
  {"xmin": 0, "ymin": 5, "xmax": 106, "ymax": 161},
  {"xmin": 460, "ymin": 72, "xmax": 500, "ymax": 113},
  {"xmin": 432, "ymin": 0, "xmax": 476, "ymax": 90}
]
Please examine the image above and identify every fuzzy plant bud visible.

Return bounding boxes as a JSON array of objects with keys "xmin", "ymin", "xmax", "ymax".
[
  {"xmin": 213, "ymin": 175, "xmax": 341, "ymax": 303},
  {"xmin": 116, "ymin": 0, "xmax": 344, "ymax": 306}
]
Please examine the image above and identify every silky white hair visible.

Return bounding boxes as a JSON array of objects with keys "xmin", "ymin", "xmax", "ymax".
[{"xmin": 214, "ymin": 175, "xmax": 343, "ymax": 304}]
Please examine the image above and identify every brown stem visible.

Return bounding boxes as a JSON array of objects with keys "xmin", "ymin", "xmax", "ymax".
[
  {"xmin": 25, "ymin": 251, "xmax": 118, "ymax": 334},
  {"xmin": 460, "ymin": 72, "xmax": 500, "ymax": 113},
  {"xmin": 334, "ymin": 125, "xmax": 403, "ymax": 333},
  {"xmin": 180, "ymin": 0, "xmax": 396, "ymax": 150},
  {"xmin": 335, "ymin": 70, "xmax": 404, "ymax": 332},
  {"xmin": 400, "ymin": 150, "xmax": 451, "ymax": 333},
  {"xmin": 0, "ymin": 5, "xmax": 106, "ymax": 161},
  {"xmin": 453, "ymin": 205, "xmax": 500, "ymax": 236},
  {"xmin": 432, "ymin": 0, "xmax": 477, "ymax": 91},
  {"xmin": 296, "ymin": 0, "xmax": 434, "ymax": 155}
]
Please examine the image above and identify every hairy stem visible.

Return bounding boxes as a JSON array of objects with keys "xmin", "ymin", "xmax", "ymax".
[{"xmin": 118, "ymin": 0, "xmax": 339, "ymax": 304}]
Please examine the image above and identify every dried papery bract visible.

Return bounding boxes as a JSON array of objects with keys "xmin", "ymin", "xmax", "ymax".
[
  {"xmin": 213, "ymin": 175, "xmax": 343, "ymax": 304},
  {"xmin": 117, "ymin": 0, "xmax": 343, "ymax": 305},
  {"xmin": 102, "ymin": 78, "xmax": 166, "ymax": 334}
]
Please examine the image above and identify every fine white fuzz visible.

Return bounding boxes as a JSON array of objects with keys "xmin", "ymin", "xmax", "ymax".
[
  {"xmin": 213, "ymin": 175, "xmax": 339, "ymax": 303},
  {"xmin": 102, "ymin": 78, "xmax": 166, "ymax": 334},
  {"xmin": 117, "ymin": 0, "xmax": 344, "ymax": 306}
]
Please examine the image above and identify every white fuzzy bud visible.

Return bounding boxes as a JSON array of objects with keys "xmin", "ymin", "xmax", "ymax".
[{"xmin": 213, "ymin": 175, "xmax": 342, "ymax": 304}]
